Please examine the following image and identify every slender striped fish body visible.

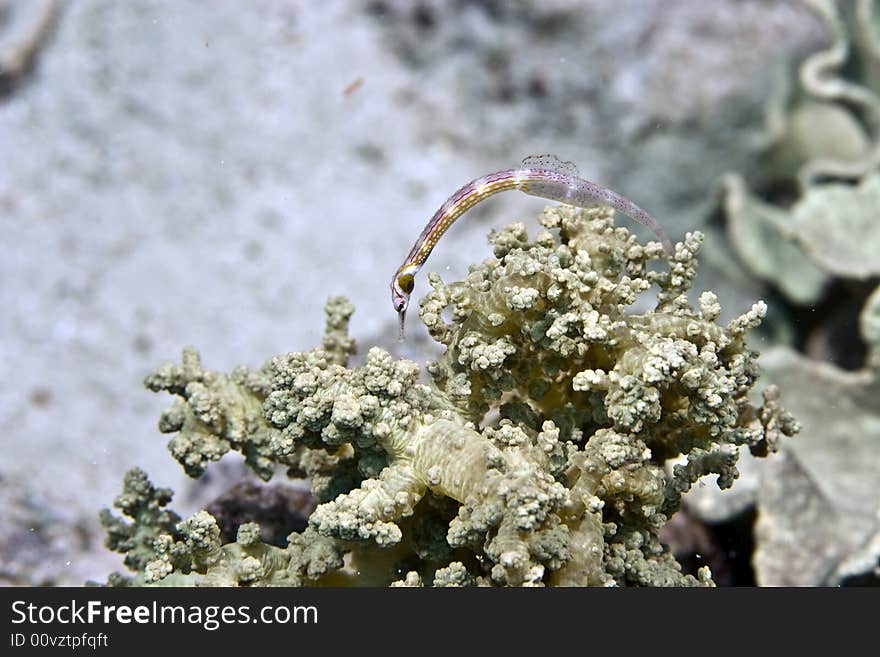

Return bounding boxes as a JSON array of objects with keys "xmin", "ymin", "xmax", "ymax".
[
  {"xmin": 391, "ymin": 155, "xmax": 672, "ymax": 337},
  {"xmin": 404, "ymin": 170, "xmax": 521, "ymax": 269}
]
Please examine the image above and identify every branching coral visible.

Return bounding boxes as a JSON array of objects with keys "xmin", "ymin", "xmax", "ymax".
[{"xmin": 101, "ymin": 205, "xmax": 797, "ymax": 586}]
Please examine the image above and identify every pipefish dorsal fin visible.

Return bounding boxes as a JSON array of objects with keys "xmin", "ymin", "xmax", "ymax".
[{"xmin": 521, "ymin": 154, "xmax": 580, "ymax": 177}]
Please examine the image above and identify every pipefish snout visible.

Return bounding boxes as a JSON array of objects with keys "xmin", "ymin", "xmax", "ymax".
[{"xmin": 391, "ymin": 154, "xmax": 673, "ymax": 338}]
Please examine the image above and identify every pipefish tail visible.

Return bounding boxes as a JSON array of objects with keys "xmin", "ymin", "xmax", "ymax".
[{"xmin": 390, "ymin": 154, "xmax": 673, "ymax": 338}]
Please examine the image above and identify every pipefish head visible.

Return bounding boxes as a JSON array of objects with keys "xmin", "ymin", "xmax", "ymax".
[{"xmin": 391, "ymin": 270, "xmax": 416, "ymax": 339}]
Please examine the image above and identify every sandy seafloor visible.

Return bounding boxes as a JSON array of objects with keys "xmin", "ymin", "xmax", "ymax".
[{"xmin": 0, "ymin": 1, "xmax": 831, "ymax": 584}]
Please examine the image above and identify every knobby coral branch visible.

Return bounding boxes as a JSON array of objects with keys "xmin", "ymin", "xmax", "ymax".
[{"xmin": 101, "ymin": 205, "xmax": 798, "ymax": 586}]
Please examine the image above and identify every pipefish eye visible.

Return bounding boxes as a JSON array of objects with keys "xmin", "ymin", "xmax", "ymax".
[{"xmin": 397, "ymin": 274, "xmax": 415, "ymax": 294}]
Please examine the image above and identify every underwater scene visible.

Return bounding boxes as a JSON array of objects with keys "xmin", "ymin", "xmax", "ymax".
[{"xmin": 1, "ymin": 0, "xmax": 878, "ymax": 587}]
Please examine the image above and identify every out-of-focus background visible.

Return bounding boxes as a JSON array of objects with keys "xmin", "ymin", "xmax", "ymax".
[{"xmin": 2, "ymin": 0, "xmax": 878, "ymax": 585}]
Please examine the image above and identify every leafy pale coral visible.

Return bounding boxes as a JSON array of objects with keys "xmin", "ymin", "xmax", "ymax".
[
  {"xmin": 753, "ymin": 332, "xmax": 880, "ymax": 585},
  {"xmin": 722, "ymin": 174, "xmax": 829, "ymax": 304},
  {"xmin": 703, "ymin": 0, "xmax": 880, "ymax": 585},
  {"xmin": 763, "ymin": 0, "xmax": 880, "ymax": 187},
  {"xmin": 789, "ymin": 173, "xmax": 880, "ymax": 278},
  {"xmin": 687, "ymin": 281, "xmax": 880, "ymax": 585},
  {"xmin": 724, "ymin": 0, "xmax": 880, "ymax": 297},
  {"xmin": 863, "ymin": 283, "xmax": 880, "ymax": 368},
  {"xmin": 102, "ymin": 206, "xmax": 796, "ymax": 586},
  {"xmin": 726, "ymin": 169, "xmax": 880, "ymax": 285}
]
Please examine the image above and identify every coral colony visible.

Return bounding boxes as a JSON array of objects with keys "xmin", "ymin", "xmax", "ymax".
[{"xmin": 101, "ymin": 205, "xmax": 797, "ymax": 586}]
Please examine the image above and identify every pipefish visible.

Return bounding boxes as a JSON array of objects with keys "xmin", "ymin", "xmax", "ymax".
[{"xmin": 391, "ymin": 154, "xmax": 673, "ymax": 337}]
